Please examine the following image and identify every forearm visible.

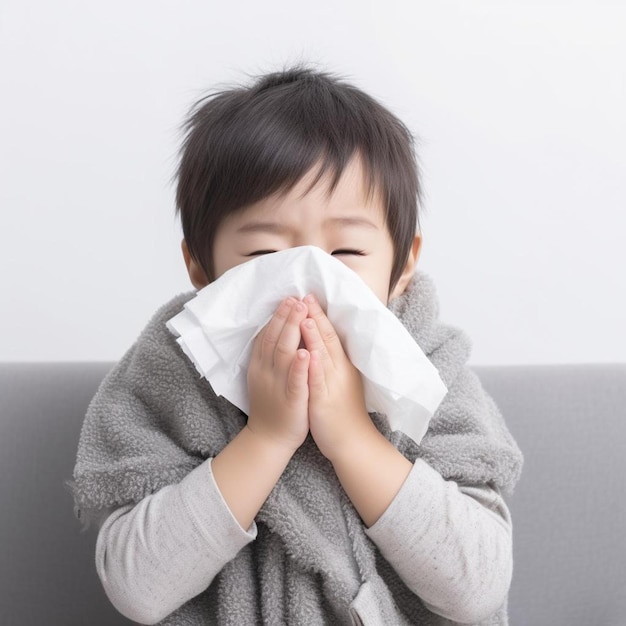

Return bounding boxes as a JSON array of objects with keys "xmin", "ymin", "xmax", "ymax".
[
  {"xmin": 366, "ymin": 459, "xmax": 513, "ymax": 623},
  {"xmin": 96, "ymin": 459, "xmax": 256, "ymax": 624},
  {"xmin": 97, "ymin": 426, "xmax": 297, "ymax": 624},
  {"xmin": 330, "ymin": 424, "xmax": 413, "ymax": 528},
  {"xmin": 211, "ymin": 424, "xmax": 297, "ymax": 529},
  {"xmin": 330, "ymin": 428, "xmax": 512, "ymax": 622}
]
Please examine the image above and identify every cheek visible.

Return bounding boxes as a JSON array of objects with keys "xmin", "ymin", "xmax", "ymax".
[
  {"xmin": 369, "ymin": 249, "xmax": 395, "ymax": 303},
  {"xmin": 213, "ymin": 256, "xmax": 242, "ymax": 280},
  {"xmin": 352, "ymin": 263, "xmax": 393, "ymax": 305},
  {"xmin": 371, "ymin": 276, "xmax": 392, "ymax": 304},
  {"xmin": 211, "ymin": 237, "xmax": 244, "ymax": 280}
]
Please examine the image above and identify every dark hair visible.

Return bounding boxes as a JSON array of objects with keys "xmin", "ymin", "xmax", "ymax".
[{"xmin": 176, "ymin": 65, "xmax": 421, "ymax": 290}]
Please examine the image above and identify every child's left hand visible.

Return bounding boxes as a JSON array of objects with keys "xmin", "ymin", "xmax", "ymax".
[{"xmin": 300, "ymin": 294, "xmax": 376, "ymax": 462}]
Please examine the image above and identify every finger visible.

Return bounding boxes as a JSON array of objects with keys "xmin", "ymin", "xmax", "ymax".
[
  {"xmin": 273, "ymin": 300, "xmax": 308, "ymax": 368},
  {"xmin": 300, "ymin": 317, "xmax": 331, "ymax": 364},
  {"xmin": 303, "ymin": 294, "xmax": 345, "ymax": 362},
  {"xmin": 286, "ymin": 349, "xmax": 310, "ymax": 401},
  {"xmin": 307, "ymin": 349, "xmax": 327, "ymax": 397},
  {"xmin": 258, "ymin": 297, "xmax": 297, "ymax": 362}
]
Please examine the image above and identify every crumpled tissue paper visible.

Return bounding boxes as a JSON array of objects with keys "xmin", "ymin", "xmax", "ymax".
[{"xmin": 166, "ymin": 245, "xmax": 447, "ymax": 444}]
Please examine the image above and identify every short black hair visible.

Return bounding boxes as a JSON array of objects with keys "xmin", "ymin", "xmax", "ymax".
[{"xmin": 176, "ymin": 65, "xmax": 421, "ymax": 290}]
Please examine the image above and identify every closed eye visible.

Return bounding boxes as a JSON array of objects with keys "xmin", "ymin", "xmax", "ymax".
[
  {"xmin": 332, "ymin": 249, "xmax": 366, "ymax": 256},
  {"xmin": 245, "ymin": 250, "xmax": 278, "ymax": 257}
]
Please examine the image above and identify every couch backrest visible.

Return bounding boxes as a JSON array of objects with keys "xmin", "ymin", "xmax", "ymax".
[
  {"xmin": 474, "ymin": 363, "xmax": 626, "ymax": 626},
  {"xmin": 0, "ymin": 363, "xmax": 131, "ymax": 626},
  {"xmin": 1, "ymin": 362, "xmax": 625, "ymax": 625}
]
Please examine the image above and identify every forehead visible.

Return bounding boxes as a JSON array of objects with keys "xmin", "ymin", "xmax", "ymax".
[{"xmin": 229, "ymin": 155, "xmax": 386, "ymax": 225}]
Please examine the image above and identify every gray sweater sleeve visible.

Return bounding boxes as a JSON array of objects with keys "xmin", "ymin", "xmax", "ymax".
[
  {"xmin": 95, "ymin": 458, "xmax": 256, "ymax": 624},
  {"xmin": 97, "ymin": 458, "xmax": 511, "ymax": 624}
]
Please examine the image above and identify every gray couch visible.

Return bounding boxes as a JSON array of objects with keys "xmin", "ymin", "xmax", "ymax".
[{"xmin": 1, "ymin": 362, "xmax": 625, "ymax": 625}]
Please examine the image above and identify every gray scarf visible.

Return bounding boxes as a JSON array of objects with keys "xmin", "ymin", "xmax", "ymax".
[{"xmin": 72, "ymin": 272, "xmax": 523, "ymax": 625}]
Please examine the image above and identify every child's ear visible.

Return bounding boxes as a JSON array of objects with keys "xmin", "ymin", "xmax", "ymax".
[
  {"xmin": 182, "ymin": 240, "xmax": 210, "ymax": 290},
  {"xmin": 389, "ymin": 235, "xmax": 422, "ymax": 301}
]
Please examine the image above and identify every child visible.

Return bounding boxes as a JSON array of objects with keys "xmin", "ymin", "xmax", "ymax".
[{"xmin": 72, "ymin": 66, "xmax": 523, "ymax": 625}]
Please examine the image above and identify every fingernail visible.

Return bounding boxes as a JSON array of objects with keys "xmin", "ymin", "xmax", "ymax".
[
  {"xmin": 304, "ymin": 319, "xmax": 315, "ymax": 329},
  {"xmin": 304, "ymin": 294, "xmax": 316, "ymax": 305}
]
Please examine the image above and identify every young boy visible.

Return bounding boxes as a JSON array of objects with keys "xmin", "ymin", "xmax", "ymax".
[{"xmin": 72, "ymin": 66, "xmax": 523, "ymax": 625}]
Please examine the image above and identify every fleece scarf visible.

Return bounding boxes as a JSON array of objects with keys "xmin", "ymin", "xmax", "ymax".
[{"xmin": 71, "ymin": 272, "xmax": 523, "ymax": 625}]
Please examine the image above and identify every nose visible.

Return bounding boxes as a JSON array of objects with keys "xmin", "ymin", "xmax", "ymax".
[{"xmin": 292, "ymin": 235, "xmax": 326, "ymax": 253}]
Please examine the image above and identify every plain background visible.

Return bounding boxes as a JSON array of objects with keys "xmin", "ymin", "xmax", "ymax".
[{"xmin": 1, "ymin": 0, "xmax": 624, "ymax": 365}]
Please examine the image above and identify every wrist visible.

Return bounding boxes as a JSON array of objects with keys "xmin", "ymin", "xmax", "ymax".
[
  {"xmin": 328, "ymin": 424, "xmax": 412, "ymax": 528},
  {"xmin": 211, "ymin": 423, "xmax": 299, "ymax": 530},
  {"xmin": 325, "ymin": 418, "xmax": 382, "ymax": 466},
  {"xmin": 242, "ymin": 423, "xmax": 302, "ymax": 460}
]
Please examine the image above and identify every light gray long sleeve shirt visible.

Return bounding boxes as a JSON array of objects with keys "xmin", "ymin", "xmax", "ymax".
[{"xmin": 97, "ymin": 456, "xmax": 512, "ymax": 625}]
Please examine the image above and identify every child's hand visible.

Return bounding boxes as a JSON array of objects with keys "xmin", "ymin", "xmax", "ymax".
[
  {"xmin": 300, "ymin": 294, "xmax": 375, "ymax": 461},
  {"xmin": 246, "ymin": 297, "xmax": 311, "ymax": 453}
]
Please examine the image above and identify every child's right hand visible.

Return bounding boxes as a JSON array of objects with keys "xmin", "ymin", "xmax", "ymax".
[{"xmin": 246, "ymin": 297, "xmax": 311, "ymax": 453}]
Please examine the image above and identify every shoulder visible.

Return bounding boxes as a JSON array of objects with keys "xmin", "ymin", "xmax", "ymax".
[
  {"xmin": 144, "ymin": 292, "xmax": 196, "ymax": 336},
  {"xmin": 106, "ymin": 292, "xmax": 198, "ymax": 387},
  {"xmin": 390, "ymin": 275, "xmax": 523, "ymax": 492},
  {"xmin": 134, "ymin": 292, "xmax": 196, "ymax": 353}
]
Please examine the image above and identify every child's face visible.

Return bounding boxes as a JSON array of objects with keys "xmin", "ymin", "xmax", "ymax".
[{"xmin": 187, "ymin": 157, "xmax": 419, "ymax": 304}]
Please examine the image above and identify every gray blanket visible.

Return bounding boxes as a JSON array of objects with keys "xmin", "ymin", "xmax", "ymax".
[{"xmin": 72, "ymin": 272, "xmax": 523, "ymax": 625}]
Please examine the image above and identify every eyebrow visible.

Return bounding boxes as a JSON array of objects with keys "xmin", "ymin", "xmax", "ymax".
[
  {"xmin": 328, "ymin": 216, "xmax": 379, "ymax": 230},
  {"xmin": 235, "ymin": 221, "xmax": 289, "ymax": 235},
  {"xmin": 235, "ymin": 216, "xmax": 380, "ymax": 234}
]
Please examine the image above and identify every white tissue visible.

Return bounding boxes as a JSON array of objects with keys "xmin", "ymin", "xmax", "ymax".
[{"xmin": 166, "ymin": 246, "xmax": 447, "ymax": 444}]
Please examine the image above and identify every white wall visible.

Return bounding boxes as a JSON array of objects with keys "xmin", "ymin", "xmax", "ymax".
[{"xmin": 1, "ymin": 0, "xmax": 624, "ymax": 365}]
